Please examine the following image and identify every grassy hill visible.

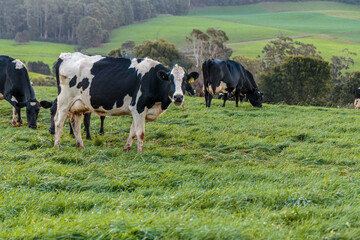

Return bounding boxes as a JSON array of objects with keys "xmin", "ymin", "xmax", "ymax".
[
  {"xmin": 1, "ymin": 1, "xmax": 359, "ymax": 71},
  {"xmin": 1, "ymin": 86, "xmax": 360, "ymax": 238}
]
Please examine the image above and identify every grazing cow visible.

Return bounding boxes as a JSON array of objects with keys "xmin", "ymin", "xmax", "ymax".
[
  {"xmin": 202, "ymin": 59, "xmax": 263, "ymax": 108},
  {"xmin": 354, "ymin": 88, "xmax": 360, "ymax": 109},
  {"xmin": 53, "ymin": 52, "xmax": 199, "ymax": 152},
  {"xmin": 40, "ymin": 99, "xmax": 105, "ymax": 139},
  {"xmin": 0, "ymin": 55, "xmax": 40, "ymax": 128}
]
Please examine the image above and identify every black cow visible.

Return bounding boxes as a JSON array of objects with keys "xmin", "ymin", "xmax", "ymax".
[
  {"xmin": 53, "ymin": 52, "xmax": 198, "ymax": 152},
  {"xmin": 202, "ymin": 59, "xmax": 262, "ymax": 108},
  {"xmin": 0, "ymin": 55, "xmax": 40, "ymax": 128},
  {"xmin": 354, "ymin": 88, "xmax": 360, "ymax": 109},
  {"xmin": 40, "ymin": 99, "xmax": 105, "ymax": 139}
]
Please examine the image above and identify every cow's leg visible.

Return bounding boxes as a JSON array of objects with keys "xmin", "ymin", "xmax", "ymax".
[
  {"xmin": 99, "ymin": 116, "xmax": 105, "ymax": 135},
  {"xmin": 70, "ymin": 113, "xmax": 84, "ymax": 148},
  {"xmin": 69, "ymin": 118, "xmax": 74, "ymax": 136},
  {"xmin": 54, "ymin": 103, "xmax": 71, "ymax": 148},
  {"xmin": 124, "ymin": 121, "xmax": 136, "ymax": 152},
  {"xmin": 12, "ymin": 107, "xmax": 18, "ymax": 126},
  {"xmin": 222, "ymin": 93, "xmax": 228, "ymax": 107},
  {"xmin": 205, "ymin": 89, "xmax": 212, "ymax": 108},
  {"xmin": 83, "ymin": 113, "xmax": 91, "ymax": 140},
  {"xmin": 235, "ymin": 90, "xmax": 240, "ymax": 107}
]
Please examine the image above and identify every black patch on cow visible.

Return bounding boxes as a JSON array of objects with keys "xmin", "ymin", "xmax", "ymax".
[
  {"xmin": 69, "ymin": 76, "xmax": 77, "ymax": 88},
  {"xmin": 89, "ymin": 57, "xmax": 172, "ymax": 113},
  {"xmin": 77, "ymin": 78, "xmax": 90, "ymax": 91}
]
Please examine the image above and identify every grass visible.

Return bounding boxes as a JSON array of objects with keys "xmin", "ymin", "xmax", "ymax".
[
  {"xmin": 85, "ymin": 16, "xmax": 298, "ymax": 55},
  {"xmin": 0, "ymin": 39, "xmax": 76, "ymax": 68},
  {"xmin": 230, "ymin": 35, "xmax": 360, "ymax": 71},
  {"xmin": 1, "ymin": 86, "xmax": 360, "ymax": 238}
]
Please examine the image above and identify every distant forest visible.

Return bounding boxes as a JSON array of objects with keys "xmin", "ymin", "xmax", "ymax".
[
  {"xmin": 0, "ymin": 0, "xmax": 358, "ymax": 46},
  {"xmin": 0, "ymin": 0, "xmax": 189, "ymax": 44}
]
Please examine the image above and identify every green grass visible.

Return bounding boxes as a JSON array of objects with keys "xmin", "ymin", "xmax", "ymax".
[
  {"xmin": 0, "ymin": 39, "xmax": 76, "ymax": 68},
  {"xmin": 86, "ymin": 16, "xmax": 299, "ymax": 55},
  {"xmin": 1, "ymin": 87, "xmax": 360, "ymax": 238},
  {"xmin": 230, "ymin": 36, "xmax": 360, "ymax": 71}
]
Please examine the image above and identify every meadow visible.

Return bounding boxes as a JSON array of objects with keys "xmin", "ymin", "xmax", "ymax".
[{"xmin": 1, "ymin": 87, "xmax": 360, "ymax": 238}]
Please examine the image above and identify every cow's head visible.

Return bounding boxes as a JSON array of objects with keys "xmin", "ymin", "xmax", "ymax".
[
  {"xmin": 39, "ymin": 99, "xmax": 56, "ymax": 134},
  {"xmin": 247, "ymin": 89, "xmax": 263, "ymax": 108},
  {"xmin": 16, "ymin": 99, "xmax": 40, "ymax": 129},
  {"xmin": 157, "ymin": 65, "xmax": 199, "ymax": 106}
]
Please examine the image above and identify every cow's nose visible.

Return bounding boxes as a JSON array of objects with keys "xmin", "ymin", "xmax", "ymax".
[
  {"xmin": 29, "ymin": 125, "xmax": 37, "ymax": 129},
  {"xmin": 174, "ymin": 95, "xmax": 183, "ymax": 102}
]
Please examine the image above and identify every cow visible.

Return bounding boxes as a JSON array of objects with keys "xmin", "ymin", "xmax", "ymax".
[
  {"xmin": 0, "ymin": 55, "xmax": 40, "ymax": 129},
  {"xmin": 40, "ymin": 81, "xmax": 195, "ymax": 139},
  {"xmin": 354, "ymin": 88, "xmax": 360, "ymax": 109},
  {"xmin": 53, "ymin": 52, "xmax": 199, "ymax": 152},
  {"xmin": 39, "ymin": 99, "xmax": 105, "ymax": 139},
  {"xmin": 202, "ymin": 59, "xmax": 263, "ymax": 108}
]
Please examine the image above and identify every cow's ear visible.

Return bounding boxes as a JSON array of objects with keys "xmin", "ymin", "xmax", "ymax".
[
  {"xmin": 39, "ymin": 100, "xmax": 53, "ymax": 109},
  {"xmin": 187, "ymin": 72, "xmax": 199, "ymax": 83},
  {"xmin": 15, "ymin": 101, "xmax": 27, "ymax": 108},
  {"xmin": 157, "ymin": 70, "xmax": 170, "ymax": 81}
]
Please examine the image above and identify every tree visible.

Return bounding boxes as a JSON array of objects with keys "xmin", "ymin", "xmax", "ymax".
[
  {"xmin": 76, "ymin": 16, "xmax": 103, "ymax": 49},
  {"xmin": 261, "ymin": 56, "xmax": 331, "ymax": 106},
  {"xmin": 134, "ymin": 39, "xmax": 181, "ymax": 66},
  {"xmin": 260, "ymin": 36, "xmax": 322, "ymax": 72},
  {"xmin": 186, "ymin": 28, "xmax": 232, "ymax": 67},
  {"xmin": 14, "ymin": 30, "xmax": 30, "ymax": 44}
]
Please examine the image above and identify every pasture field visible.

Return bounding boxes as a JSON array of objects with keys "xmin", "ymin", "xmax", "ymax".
[
  {"xmin": 0, "ymin": 39, "xmax": 76, "ymax": 68},
  {"xmin": 1, "ymin": 87, "xmax": 360, "ymax": 238},
  {"xmin": 230, "ymin": 35, "xmax": 360, "ymax": 71},
  {"xmin": 1, "ymin": 1, "xmax": 360, "ymax": 74}
]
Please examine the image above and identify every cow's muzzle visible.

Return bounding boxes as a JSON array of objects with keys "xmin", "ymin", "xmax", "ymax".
[{"xmin": 173, "ymin": 95, "xmax": 184, "ymax": 106}]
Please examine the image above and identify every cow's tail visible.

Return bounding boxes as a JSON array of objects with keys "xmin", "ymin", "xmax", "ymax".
[{"xmin": 53, "ymin": 58, "xmax": 63, "ymax": 95}]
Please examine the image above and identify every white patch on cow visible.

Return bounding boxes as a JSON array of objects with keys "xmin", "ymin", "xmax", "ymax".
[
  {"xmin": 129, "ymin": 58, "xmax": 160, "ymax": 78},
  {"xmin": 207, "ymin": 81, "xmax": 228, "ymax": 95},
  {"xmin": 30, "ymin": 102, "xmax": 37, "ymax": 106},
  {"xmin": 171, "ymin": 64, "xmax": 185, "ymax": 97},
  {"xmin": 95, "ymin": 95, "xmax": 132, "ymax": 116},
  {"xmin": 12, "ymin": 59, "xmax": 26, "ymax": 69},
  {"xmin": 11, "ymin": 96, "xmax": 18, "ymax": 103},
  {"xmin": 129, "ymin": 89, "xmax": 142, "ymax": 114},
  {"xmin": 146, "ymin": 102, "xmax": 164, "ymax": 121},
  {"xmin": 354, "ymin": 98, "xmax": 360, "ymax": 110},
  {"xmin": 0, "ymin": 93, "xmax": 4, "ymax": 100}
]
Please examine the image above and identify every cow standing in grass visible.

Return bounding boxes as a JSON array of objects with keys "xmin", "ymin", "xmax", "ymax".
[
  {"xmin": 53, "ymin": 52, "xmax": 198, "ymax": 152},
  {"xmin": 0, "ymin": 55, "xmax": 40, "ymax": 129},
  {"xmin": 202, "ymin": 59, "xmax": 263, "ymax": 108}
]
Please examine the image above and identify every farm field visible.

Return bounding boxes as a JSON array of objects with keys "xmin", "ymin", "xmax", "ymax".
[
  {"xmin": 1, "ymin": 87, "xmax": 360, "ymax": 238},
  {"xmin": 0, "ymin": 39, "xmax": 76, "ymax": 68},
  {"xmin": 230, "ymin": 35, "xmax": 360, "ymax": 71},
  {"xmin": 0, "ymin": 1, "xmax": 359, "ymax": 73}
]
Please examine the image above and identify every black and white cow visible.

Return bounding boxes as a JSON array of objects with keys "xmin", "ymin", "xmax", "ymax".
[
  {"xmin": 354, "ymin": 88, "xmax": 360, "ymax": 109},
  {"xmin": 40, "ymin": 98, "xmax": 105, "ymax": 139},
  {"xmin": 0, "ymin": 55, "xmax": 40, "ymax": 128},
  {"xmin": 53, "ymin": 52, "xmax": 199, "ymax": 152},
  {"xmin": 202, "ymin": 59, "xmax": 263, "ymax": 108},
  {"xmin": 40, "ymin": 79, "xmax": 195, "ymax": 138}
]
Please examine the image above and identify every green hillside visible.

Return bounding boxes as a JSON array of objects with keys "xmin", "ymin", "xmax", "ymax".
[{"xmin": 1, "ymin": 87, "xmax": 360, "ymax": 238}]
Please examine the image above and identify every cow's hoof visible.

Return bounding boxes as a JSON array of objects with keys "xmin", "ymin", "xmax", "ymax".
[
  {"xmin": 76, "ymin": 142, "xmax": 85, "ymax": 148},
  {"xmin": 123, "ymin": 144, "xmax": 132, "ymax": 152}
]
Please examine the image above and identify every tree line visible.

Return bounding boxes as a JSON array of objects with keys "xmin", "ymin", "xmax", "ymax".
[{"xmin": 0, "ymin": 0, "xmax": 189, "ymax": 47}]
